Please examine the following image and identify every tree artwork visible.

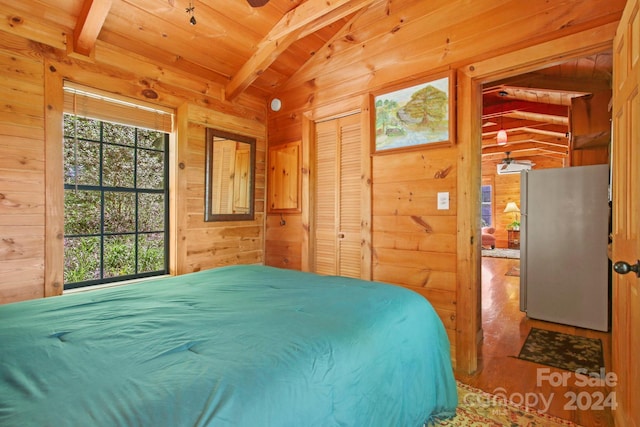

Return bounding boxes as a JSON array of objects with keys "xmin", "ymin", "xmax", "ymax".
[{"xmin": 375, "ymin": 75, "xmax": 451, "ymax": 151}]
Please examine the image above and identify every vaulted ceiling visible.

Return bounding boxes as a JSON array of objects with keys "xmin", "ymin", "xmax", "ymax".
[
  {"xmin": 6, "ymin": 0, "xmax": 369, "ymax": 101},
  {"xmin": 481, "ymin": 51, "xmax": 613, "ymax": 167},
  {"xmin": 4, "ymin": 0, "xmax": 620, "ymax": 111},
  {"xmin": 2, "ymin": 0, "xmax": 623, "ymax": 154}
]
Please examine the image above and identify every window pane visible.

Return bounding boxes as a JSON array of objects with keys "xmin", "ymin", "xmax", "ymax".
[
  {"xmin": 138, "ymin": 129, "xmax": 165, "ymax": 150},
  {"xmin": 63, "ymin": 110, "xmax": 168, "ymax": 289},
  {"xmin": 481, "ymin": 185, "xmax": 492, "ymax": 203},
  {"xmin": 104, "ymin": 191, "xmax": 135, "ymax": 233},
  {"xmin": 137, "ymin": 149, "xmax": 164, "ymax": 189},
  {"xmin": 139, "ymin": 193, "xmax": 164, "ymax": 232},
  {"xmin": 103, "ymin": 122, "xmax": 135, "ymax": 146},
  {"xmin": 104, "ymin": 235, "xmax": 135, "ymax": 278},
  {"xmin": 64, "ymin": 190, "xmax": 100, "ymax": 235},
  {"xmin": 64, "ymin": 236, "xmax": 100, "ymax": 283},
  {"xmin": 481, "ymin": 185, "xmax": 492, "ymax": 226},
  {"xmin": 103, "ymin": 145, "xmax": 134, "ymax": 188},
  {"xmin": 64, "ymin": 114, "xmax": 101, "ymax": 141},
  {"xmin": 138, "ymin": 233, "xmax": 165, "ymax": 273},
  {"xmin": 64, "ymin": 138, "xmax": 100, "ymax": 186}
]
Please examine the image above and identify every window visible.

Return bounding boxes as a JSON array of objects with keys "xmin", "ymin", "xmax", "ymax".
[
  {"xmin": 62, "ymin": 84, "xmax": 172, "ymax": 290},
  {"xmin": 481, "ymin": 185, "xmax": 492, "ymax": 227}
]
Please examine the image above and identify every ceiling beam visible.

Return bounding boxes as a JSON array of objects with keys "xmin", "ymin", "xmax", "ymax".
[
  {"xmin": 482, "ymin": 100, "xmax": 568, "ymax": 119},
  {"xmin": 225, "ymin": 0, "xmax": 377, "ymax": 101},
  {"xmin": 482, "ymin": 141, "xmax": 568, "ymax": 155},
  {"xmin": 482, "ymin": 130, "xmax": 568, "ymax": 144},
  {"xmin": 504, "ymin": 110, "xmax": 568, "ymax": 126},
  {"xmin": 485, "ymin": 74, "xmax": 611, "ymax": 94},
  {"xmin": 482, "ymin": 150, "xmax": 566, "ymax": 161},
  {"xmin": 483, "ymin": 126, "xmax": 568, "ymax": 139},
  {"xmin": 72, "ymin": 0, "xmax": 112, "ymax": 57}
]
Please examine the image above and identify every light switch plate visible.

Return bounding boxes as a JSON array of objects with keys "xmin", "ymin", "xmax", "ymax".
[{"xmin": 437, "ymin": 192, "xmax": 449, "ymax": 210}]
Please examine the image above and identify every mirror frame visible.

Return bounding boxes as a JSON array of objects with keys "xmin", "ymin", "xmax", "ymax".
[{"xmin": 204, "ymin": 128, "xmax": 256, "ymax": 221}]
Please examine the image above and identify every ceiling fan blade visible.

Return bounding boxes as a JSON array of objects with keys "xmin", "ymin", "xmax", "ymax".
[{"xmin": 247, "ymin": 0, "xmax": 269, "ymax": 6}]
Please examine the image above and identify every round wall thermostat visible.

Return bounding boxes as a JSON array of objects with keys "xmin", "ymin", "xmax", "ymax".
[{"xmin": 270, "ymin": 98, "xmax": 282, "ymax": 112}]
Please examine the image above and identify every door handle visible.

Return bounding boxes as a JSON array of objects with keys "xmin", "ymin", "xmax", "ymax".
[
  {"xmin": 613, "ymin": 260, "xmax": 640, "ymax": 278},
  {"xmin": 337, "ymin": 233, "xmax": 345, "ymax": 239}
]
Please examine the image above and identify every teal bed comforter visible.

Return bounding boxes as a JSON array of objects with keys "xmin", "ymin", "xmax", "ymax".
[{"xmin": 0, "ymin": 265, "xmax": 457, "ymax": 426}]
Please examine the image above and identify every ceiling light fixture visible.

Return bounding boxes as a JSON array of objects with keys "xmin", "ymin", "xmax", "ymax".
[
  {"xmin": 497, "ymin": 90, "xmax": 508, "ymax": 145},
  {"xmin": 186, "ymin": 1, "xmax": 196, "ymax": 25},
  {"xmin": 270, "ymin": 98, "xmax": 282, "ymax": 112}
]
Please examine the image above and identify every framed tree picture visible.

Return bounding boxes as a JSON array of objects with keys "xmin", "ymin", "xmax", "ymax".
[{"xmin": 374, "ymin": 71, "xmax": 455, "ymax": 153}]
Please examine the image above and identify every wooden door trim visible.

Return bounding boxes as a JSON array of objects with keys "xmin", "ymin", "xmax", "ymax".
[
  {"xmin": 456, "ymin": 22, "xmax": 619, "ymax": 374},
  {"xmin": 611, "ymin": 0, "xmax": 639, "ymax": 423}
]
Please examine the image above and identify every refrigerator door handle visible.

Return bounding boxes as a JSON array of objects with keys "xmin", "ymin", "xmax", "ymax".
[{"xmin": 519, "ymin": 170, "xmax": 528, "ymax": 312}]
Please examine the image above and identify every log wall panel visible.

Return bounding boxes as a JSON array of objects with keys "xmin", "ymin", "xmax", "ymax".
[
  {"xmin": 279, "ymin": 0, "xmax": 622, "ymax": 113},
  {"xmin": 264, "ymin": 2, "xmax": 624, "ymax": 373},
  {"xmin": 0, "ymin": 40, "xmax": 44, "ymax": 303},
  {"xmin": 572, "ymin": 146, "xmax": 610, "ymax": 166},
  {"xmin": 0, "ymin": 27, "xmax": 267, "ymax": 304},
  {"xmin": 177, "ymin": 118, "xmax": 266, "ymax": 275}
]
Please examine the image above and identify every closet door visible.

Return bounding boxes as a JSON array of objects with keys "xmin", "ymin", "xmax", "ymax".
[{"xmin": 314, "ymin": 113, "xmax": 362, "ymax": 278}]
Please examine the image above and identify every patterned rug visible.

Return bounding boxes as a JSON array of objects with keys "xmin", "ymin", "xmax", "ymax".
[
  {"xmin": 431, "ymin": 382, "xmax": 581, "ymax": 426},
  {"xmin": 481, "ymin": 248, "xmax": 520, "ymax": 259},
  {"xmin": 505, "ymin": 265, "xmax": 520, "ymax": 276},
  {"xmin": 517, "ymin": 328, "xmax": 604, "ymax": 376}
]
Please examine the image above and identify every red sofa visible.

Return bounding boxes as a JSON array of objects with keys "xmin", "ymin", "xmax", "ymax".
[{"xmin": 481, "ymin": 227, "xmax": 496, "ymax": 249}]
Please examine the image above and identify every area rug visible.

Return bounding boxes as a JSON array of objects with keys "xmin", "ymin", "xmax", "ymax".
[
  {"xmin": 481, "ymin": 248, "xmax": 520, "ymax": 259},
  {"xmin": 430, "ymin": 381, "xmax": 581, "ymax": 426},
  {"xmin": 517, "ymin": 328, "xmax": 604, "ymax": 376},
  {"xmin": 505, "ymin": 265, "xmax": 520, "ymax": 276}
]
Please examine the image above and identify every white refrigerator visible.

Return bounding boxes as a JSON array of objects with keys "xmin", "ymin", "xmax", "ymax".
[{"xmin": 519, "ymin": 164, "xmax": 610, "ymax": 332}]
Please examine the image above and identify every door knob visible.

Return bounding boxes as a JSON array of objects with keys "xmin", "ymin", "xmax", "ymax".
[{"xmin": 613, "ymin": 260, "xmax": 640, "ymax": 277}]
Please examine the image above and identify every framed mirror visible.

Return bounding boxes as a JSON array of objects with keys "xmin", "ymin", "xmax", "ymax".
[{"xmin": 204, "ymin": 128, "xmax": 256, "ymax": 221}]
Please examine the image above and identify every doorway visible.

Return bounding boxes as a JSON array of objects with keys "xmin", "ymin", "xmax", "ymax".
[
  {"xmin": 454, "ymin": 27, "xmax": 618, "ymax": 374},
  {"xmin": 478, "ymin": 52, "xmax": 612, "ymax": 350}
]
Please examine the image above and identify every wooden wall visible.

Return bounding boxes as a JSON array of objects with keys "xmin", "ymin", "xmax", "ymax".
[
  {"xmin": 371, "ymin": 148, "xmax": 458, "ymax": 354},
  {"xmin": 174, "ymin": 104, "xmax": 266, "ymax": 275},
  {"xmin": 0, "ymin": 29, "xmax": 266, "ymax": 304},
  {"xmin": 265, "ymin": 1, "xmax": 625, "ymax": 371},
  {"xmin": 0, "ymin": 37, "xmax": 46, "ymax": 303}
]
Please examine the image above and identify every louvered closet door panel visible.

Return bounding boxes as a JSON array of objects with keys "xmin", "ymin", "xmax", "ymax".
[
  {"xmin": 315, "ymin": 120, "xmax": 338, "ymax": 275},
  {"xmin": 338, "ymin": 115, "xmax": 362, "ymax": 278}
]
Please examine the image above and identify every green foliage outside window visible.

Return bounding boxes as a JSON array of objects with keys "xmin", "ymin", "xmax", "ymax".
[{"xmin": 63, "ymin": 114, "xmax": 168, "ymax": 289}]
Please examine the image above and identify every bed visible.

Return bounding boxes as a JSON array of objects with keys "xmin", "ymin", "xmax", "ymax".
[{"xmin": 0, "ymin": 265, "xmax": 457, "ymax": 426}]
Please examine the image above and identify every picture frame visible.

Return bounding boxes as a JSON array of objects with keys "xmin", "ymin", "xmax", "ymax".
[{"xmin": 373, "ymin": 71, "xmax": 455, "ymax": 153}]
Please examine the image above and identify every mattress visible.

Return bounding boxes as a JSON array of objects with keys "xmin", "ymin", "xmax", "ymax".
[{"xmin": 0, "ymin": 265, "xmax": 457, "ymax": 426}]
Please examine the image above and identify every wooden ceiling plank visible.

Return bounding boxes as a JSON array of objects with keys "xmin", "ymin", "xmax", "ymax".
[
  {"xmin": 483, "ymin": 131, "xmax": 568, "ymax": 145},
  {"xmin": 483, "ymin": 126, "xmax": 567, "ymax": 139},
  {"xmin": 225, "ymin": 0, "xmax": 377, "ymax": 101},
  {"xmin": 267, "ymin": 0, "xmax": 374, "ymax": 42},
  {"xmin": 504, "ymin": 110, "xmax": 569, "ymax": 126},
  {"xmin": 485, "ymin": 76, "xmax": 610, "ymax": 95},
  {"xmin": 483, "ymin": 99, "xmax": 568, "ymax": 118},
  {"xmin": 225, "ymin": 29, "xmax": 304, "ymax": 102},
  {"xmin": 73, "ymin": 0, "xmax": 113, "ymax": 57},
  {"xmin": 482, "ymin": 142, "xmax": 568, "ymax": 155}
]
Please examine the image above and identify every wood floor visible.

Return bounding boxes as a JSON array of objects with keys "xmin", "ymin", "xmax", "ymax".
[{"xmin": 455, "ymin": 256, "xmax": 614, "ymax": 427}]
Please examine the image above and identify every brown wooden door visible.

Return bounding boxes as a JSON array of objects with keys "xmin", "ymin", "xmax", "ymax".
[
  {"xmin": 611, "ymin": 0, "xmax": 640, "ymax": 425},
  {"xmin": 314, "ymin": 113, "xmax": 362, "ymax": 278}
]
